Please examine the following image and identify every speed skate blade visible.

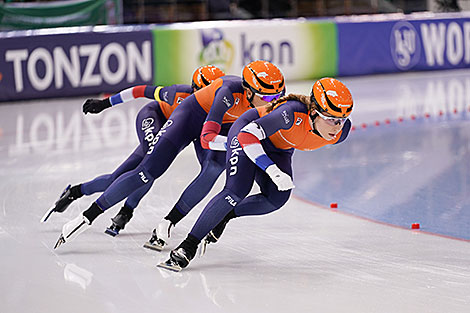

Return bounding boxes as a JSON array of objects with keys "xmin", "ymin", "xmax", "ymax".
[
  {"xmin": 157, "ymin": 259, "xmax": 182, "ymax": 272},
  {"xmin": 198, "ymin": 239, "xmax": 208, "ymax": 257},
  {"xmin": 41, "ymin": 207, "xmax": 55, "ymax": 223},
  {"xmin": 143, "ymin": 241, "xmax": 163, "ymax": 252},
  {"xmin": 54, "ymin": 235, "xmax": 65, "ymax": 249},
  {"xmin": 104, "ymin": 227, "xmax": 119, "ymax": 237}
]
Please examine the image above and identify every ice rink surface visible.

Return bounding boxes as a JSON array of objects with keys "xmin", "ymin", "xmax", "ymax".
[{"xmin": 1, "ymin": 70, "xmax": 470, "ymax": 313}]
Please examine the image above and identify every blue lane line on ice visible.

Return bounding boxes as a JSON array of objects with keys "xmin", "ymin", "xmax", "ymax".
[
  {"xmin": 292, "ymin": 194, "xmax": 470, "ymax": 243},
  {"xmin": 292, "ymin": 117, "xmax": 470, "ymax": 241}
]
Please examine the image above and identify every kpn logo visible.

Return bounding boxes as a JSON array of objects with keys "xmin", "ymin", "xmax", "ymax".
[
  {"xmin": 199, "ymin": 29, "xmax": 234, "ymax": 71},
  {"xmin": 390, "ymin": 21, "xmax": 421, "ymax": 70}
]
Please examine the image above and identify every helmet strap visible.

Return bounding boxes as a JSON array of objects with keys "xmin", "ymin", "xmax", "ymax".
[
  {"xmin": 309, "ymin": 113, "xmax": 324, "ymax": 138},
  {"xmin": 308, "ymin": 112, "xmax": 317, "ymax": 133},
  {"xmin": 245, "ymin": 88, "xmax": 256, "ymax": 108},
  {"xmin": 191, "ymin": 81, "xmax": 200, "ymax": 94}
]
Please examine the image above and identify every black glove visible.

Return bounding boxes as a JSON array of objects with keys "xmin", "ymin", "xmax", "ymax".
[{"xmin": 82, "ymin": 98, "xmax": 112, "ymax": 114}]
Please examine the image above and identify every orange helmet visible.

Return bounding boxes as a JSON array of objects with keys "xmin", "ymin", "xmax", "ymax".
[
  {"xmin": 311, "ymin": 77, "xmax": 353, "ymax": 118},
  {"xmin": 191, "ymin": 65, "xmax": 225, "ymax": 90},
  {"xmin": 242, "ymin": 60, "xmax": 285, "ymax": 95}
]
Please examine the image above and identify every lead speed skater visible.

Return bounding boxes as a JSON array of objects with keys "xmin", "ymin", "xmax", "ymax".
[{"xmin": 158, "ymin": 77, "xmax": 354, "ymax": 272}]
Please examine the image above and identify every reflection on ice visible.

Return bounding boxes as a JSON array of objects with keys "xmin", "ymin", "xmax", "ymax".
[
  {"xmin": 156, "ymin": 266, "xmax": 191, "ymax": 288},
  {"xmin": 63, "ymin": 263, "xmax": 93, "ymax": 290}
]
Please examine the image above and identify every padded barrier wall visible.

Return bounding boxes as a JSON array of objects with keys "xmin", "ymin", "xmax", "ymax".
[{"xmin": 1, "ymin": 12, "xmax": 470, "ymax": 101}]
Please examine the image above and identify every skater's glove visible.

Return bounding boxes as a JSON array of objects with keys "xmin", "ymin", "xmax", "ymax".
[
  {"xmin": 83, "ymin": 98, "xmax": 111, "ymax": 114},
  {"xmin": 266, "ymin": 165, "xmax": 295, "ymax": 191}
]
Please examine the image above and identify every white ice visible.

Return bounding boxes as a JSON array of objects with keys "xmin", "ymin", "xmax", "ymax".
[{"xmin": 1, "ymin": 70, "xmax": 470, "ymax": 313}]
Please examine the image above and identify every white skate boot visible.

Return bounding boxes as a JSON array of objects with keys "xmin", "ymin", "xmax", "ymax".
[
  {"xmin": 143, "ymin": 219, "xmax": 174, "ymax": 252},
  {"xmin": 54, "ymin": 214, "xmax": 91, "ymax": 249}
]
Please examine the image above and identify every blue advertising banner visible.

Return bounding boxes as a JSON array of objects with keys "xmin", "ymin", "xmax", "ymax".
[
  {"xmin": 3, "ymin": 14, "xmax": 470, "ymax": 102},
  {"xmin": 0, "ymin": 27, "xmax": 153, "ymax": 101},
  {"xmin": 337, "ymin": 13, "xmax": 470, "ymax": 76}
]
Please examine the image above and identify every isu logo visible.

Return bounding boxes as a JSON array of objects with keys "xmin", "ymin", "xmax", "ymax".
[{"xmin": 390, "ymin": 21, "xmax": 420, "ymax": 70}]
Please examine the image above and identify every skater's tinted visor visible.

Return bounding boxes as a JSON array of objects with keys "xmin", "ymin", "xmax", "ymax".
[
  {"xmin": 256, "ymin": 89, "xmax": 285, "ymax": 102},
  {"xmin": 312, "ymin": 110, "xmax": 347, "ymax": 126}
]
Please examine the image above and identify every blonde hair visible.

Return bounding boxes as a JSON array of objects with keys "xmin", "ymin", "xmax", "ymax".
[{"xmin": 266, "ymin": 93, "xmax": 317, "ymax": 113}]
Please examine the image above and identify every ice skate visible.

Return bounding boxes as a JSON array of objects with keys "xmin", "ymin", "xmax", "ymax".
[
  {"xmin": 200, "ymin": 220, "xmax": 228, "ymax": 256},
  {"xmin": 54, "ymin": 214, "xmax": 91, "ymax": 249},
  {"xmin": 157, "ymin": 248, "xmax": 192, "ymax": 272},
  {"xmin": 104, "ymin": 206, "xmax": 133, "ymax": 237},
  {"xmin": 143, "ymin": 219, "xmax": 174, "ymax": 251},
  {"xmin": 41, "ymin": 184, "xmax": 75, "ymax": 223}
]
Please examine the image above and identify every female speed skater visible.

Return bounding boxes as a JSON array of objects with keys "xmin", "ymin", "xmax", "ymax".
[
  {"xmin": 158, "ymin": 77, "xmax": 354, "ymax": 272},
  {"xmin": 53, "ymin": 60, "xmax": 286, "ymax": 250},
  {"xmin": 42, "ymin": 65, "xmax": 225, "ymax": 237}
]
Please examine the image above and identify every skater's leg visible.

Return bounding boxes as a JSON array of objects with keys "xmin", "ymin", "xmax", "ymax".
[
  {"xmin": 234, "ymin": 150, "xmax": 292, "ymax": 217},
  {"xmin": 46, "ymin": 102, "xmax": 166, "ymax": 223},
  {"xmin": 54, "ymin": 98, "xmax": 205, "ymax": 248},
  {"xmin": 83, "ymin": 100, "xmax": 167, "ymax": 196},
  {"xmin": 157, "ymin": 167, "xmax": 253, "ymax": 266},
  {"xmin": 204, "ymin": 151, "xmax": 292, "ymax": 243},
  {"xmin": 158, "ymin": 113, "xmax": 260, "ymax": 267},
  {"xmin": 124, "ymin": 183, "xmax": 153, "ymax": 209},
  {"xmin": 145, "ymin": 144, "xmax": 225, "ymax": 251},
  {"xmin": 163, "ymin": 135, "xmax": 293, "ymax": 268},
  {"xmin": 104, "ymin": 103, "xmax": 171, "ymax": 236},
  {"xmin": 187, "ymin": 121, "xmax": 261, "ymax": 242},
  {"xmin": 143, "ymin": 148, "xmax": 225, "ymax": 251},
  {"xmin": 161, "ymin": 142, "xmax": 255, "ymax": 265},
  {"xmin": 43, "ymin": 146, "xmax": 144, "ymax": 223},
  {"xmin": 95, "ymin": 99, "xmax": 205, "ymax": 211},
  {"xmin": 95, "ymin": 137, "xmax": 180, "ymax": 210},
  {"xmin": 143, "ymin": 156, "xmax": 225, "ymax": 251},
  {"xmin": 81, "ymin": 146, "xmax": 145, "ymax": 195},
  {"xmin": 167, "ymin": 151, "xmax": 225, "ymax": 223}
]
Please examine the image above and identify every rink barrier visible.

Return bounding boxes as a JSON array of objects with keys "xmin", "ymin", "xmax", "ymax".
[
  {"xmin": 2, "ymin": 12, "xmax": 470, "ymax": 101},
  {"xmin": 0, "ymin": 25, "xmax": 154, "ymax": 102},
  {"xmin": 337, "ymin": 12, "xmax": 470, "ymax": 76}
]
